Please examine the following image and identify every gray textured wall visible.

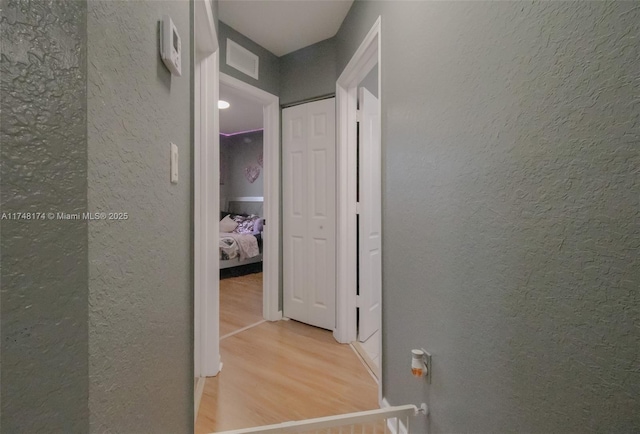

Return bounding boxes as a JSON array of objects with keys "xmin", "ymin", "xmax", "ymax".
[
  {"xmin": 279, "ymin": 37, "xmax": 337, "ymax": 106},
  {"xmin": 221, "ymin": 131, "xmax": 264, "ymax": 202},
  {"xmin": 219, "ymin": 21, "xmax": 280, "ymax": 96},
  {"xmin": 87, "ymin": 1, "xmax": 193, "ymax": 432},
  {"xmin": 337, "ymin": 1, "xmax": 640, "ymax": 432},
  {"xmin": 0, "ymin": 0, "xmax": 89, "ymax": 431}
]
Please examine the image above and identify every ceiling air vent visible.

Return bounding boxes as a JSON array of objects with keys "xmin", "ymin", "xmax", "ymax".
[{"xmin": 226, "ymin": 39, "xmax": 259, "ymax": 80}]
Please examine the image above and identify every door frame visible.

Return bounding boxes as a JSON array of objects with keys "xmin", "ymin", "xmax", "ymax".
[
  {"xmin": 335, "ymin": 15, "xmax": 382, "ymax": 395},
  {"xmin": 219, "ymin": 72, "xmax": 281, "ymax": 323},
  {"xmin": 194, "ymin": 0, "xmax": 219, "ymax": 382}
]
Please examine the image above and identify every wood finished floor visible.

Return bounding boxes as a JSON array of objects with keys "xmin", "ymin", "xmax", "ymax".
[
  {"xmin": 196, "ymin": 273, "xmax": 379, "ymax": 433},
  {"xmin": 219, "ymin": 272, "xmax": 264, "ymax": 337}
]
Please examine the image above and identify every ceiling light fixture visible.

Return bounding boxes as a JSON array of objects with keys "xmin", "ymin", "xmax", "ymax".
[{"xmin": 218, "ymin": 100, "xmax": 230, "ymax": 109}]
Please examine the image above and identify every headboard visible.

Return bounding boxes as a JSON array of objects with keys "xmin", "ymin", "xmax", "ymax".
[{"xmin": 226, "ymin": 196, "xmax": 263, "ymax": 217}]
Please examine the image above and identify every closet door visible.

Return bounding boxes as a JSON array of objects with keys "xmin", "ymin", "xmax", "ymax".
[{"xmin": 283, "ymin": 98, "xmax": 336, "ymax": 330}]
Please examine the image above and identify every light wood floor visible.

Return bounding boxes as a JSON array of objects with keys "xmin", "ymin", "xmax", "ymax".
[
  {"xmin": 196, "ymin": 273, "xmax": 379, "ymax": 433},
  {"xmin": 220, "ymin": 272, "xmax": 264, "ymax": 337}
]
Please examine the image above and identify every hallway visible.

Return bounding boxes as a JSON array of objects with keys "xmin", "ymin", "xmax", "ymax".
[{"xmin": 195, "ymin": 273, "xmax": 379, "ymax": 433}]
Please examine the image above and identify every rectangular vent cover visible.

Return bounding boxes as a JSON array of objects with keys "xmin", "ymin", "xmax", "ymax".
[{"xmin": 226, "ymin": 39, "xmax": 259, "ymax": 80}]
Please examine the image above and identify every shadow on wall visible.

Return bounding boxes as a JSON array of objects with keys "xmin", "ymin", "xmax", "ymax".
[{"xmin": 156, "ymin": 21, "xmax": 172, "ymax": 90}]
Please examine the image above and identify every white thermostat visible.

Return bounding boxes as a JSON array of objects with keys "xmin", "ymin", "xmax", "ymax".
[{"xmin": 160, "ymin": 15, "xmax": 182, "ymax": 76}]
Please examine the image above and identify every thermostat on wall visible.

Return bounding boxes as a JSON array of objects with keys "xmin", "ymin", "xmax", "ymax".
[{"xmin": 160, "ymin": 15, "xmax": 181, "ymax": 76}]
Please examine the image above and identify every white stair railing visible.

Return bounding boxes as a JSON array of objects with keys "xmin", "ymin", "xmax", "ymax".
[{"xmin": 213, "ymin": 404, "xmax": 428, "ymax": 434}]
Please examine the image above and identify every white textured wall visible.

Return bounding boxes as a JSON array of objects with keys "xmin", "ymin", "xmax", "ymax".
[
  {"xmin": 337, "ymin": 1, "xmax": 640, "ymax": 432},
  {"xmin": 87, "ymin": 1, "xmax": 192, "ymax": 432}
]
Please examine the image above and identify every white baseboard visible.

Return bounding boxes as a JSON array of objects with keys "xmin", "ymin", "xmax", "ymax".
[
  {"xmin": 352, "ymin": 340, "xmax": 380, "ymax": 380},
  {"xmin": 350, "ymin": 343, "xmax": 379, "ymax": 384}
]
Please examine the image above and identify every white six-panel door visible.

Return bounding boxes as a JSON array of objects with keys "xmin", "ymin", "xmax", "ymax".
[
  {"xmin": 358, "ymin": 87, "xmax": 381, "ymax": 343},
  {"xmin": 283, "ymin": 98, "xmax": 336, "ymax": 330}
]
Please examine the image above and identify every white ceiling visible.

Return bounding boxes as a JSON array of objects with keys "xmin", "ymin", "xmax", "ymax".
[
  {"xmin": 219, "ymin": 84, "xmax": 264, "ymax": 135},
  {"xmin": 219, "ymin": 0, "xmax": 354, "ymax": 57}
]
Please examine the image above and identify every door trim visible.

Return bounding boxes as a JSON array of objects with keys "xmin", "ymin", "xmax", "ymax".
[
  {"xmin": 219, "ymin": 73, "xmax": 281, "ymax": 322},
  {"xmin": 194, "ymin": 0, "xmax": 220, "ymax": 380},
  {"xmin": 335, "ymin": 16, "xmax": 382, "ymax": 399}
]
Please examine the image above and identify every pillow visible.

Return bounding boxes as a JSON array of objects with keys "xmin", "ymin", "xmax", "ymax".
[
  {"xmin": 233, "ymin": 214, "xmax": 261, "ymax": 234},
  {"xmin": 253, "ymin": 218, "xmax": 264, "ymax": 233},
  {"xmin": 219, "ymin": 215, "xmax": 238, "ymax": 233}
]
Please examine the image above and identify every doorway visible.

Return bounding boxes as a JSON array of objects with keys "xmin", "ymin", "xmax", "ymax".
[
  {"xmin": 218, "ymin": 79, "xmax": 266, "ymax": 338},
  {"xmin": 219, "ymin": 73, "xmax": 280, "ymax": 325},
  {"xmin": 194, "ymin": 68, "xmax": 280, "ymax": 416},
  {"xmin": 193, "ymin": 0, "xmax": 280, "ymax": 416}
]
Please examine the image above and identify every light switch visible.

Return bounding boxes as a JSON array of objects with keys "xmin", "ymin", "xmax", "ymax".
[{"xmin": 171, "ymin": 143, "xmax": 179, "ymax": 184}]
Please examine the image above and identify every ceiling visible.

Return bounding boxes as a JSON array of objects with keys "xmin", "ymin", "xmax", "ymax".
[
  {"xmin": 219, "ymin": 84, "xmax": 264, "ymax": 135},
  {"xmin": 219, "ymin": 0, "xmax": 354, "ymax": 57}
]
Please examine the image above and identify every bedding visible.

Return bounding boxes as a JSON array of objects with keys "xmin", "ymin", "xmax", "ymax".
[
  {"xmin": 219, "ymin": 232, "xmax": 260, "ymax": 261},
  {"xmin": 219, "ymin": 211, "xmax": 264, "ymax": 275},
  {"xmin": 219, "ymin": 215, "xmax": 238, "ymax": 232},
  {"xmin": 232, "ymin": 214, "xmax": 262, "ymax": 235}
]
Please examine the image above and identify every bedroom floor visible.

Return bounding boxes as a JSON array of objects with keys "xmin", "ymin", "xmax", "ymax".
[
  {"xmin": 220, "ymin": 272, "xmax": 264, "ymax": 337},
  {"xmin": 195, "ymin": 273, "xmax": 379, "ymax": 433}
]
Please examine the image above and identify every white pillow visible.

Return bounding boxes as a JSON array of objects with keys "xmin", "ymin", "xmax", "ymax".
[{"xmin": 219, "ymin": 215, "xmax": 238, "ymax": 233}]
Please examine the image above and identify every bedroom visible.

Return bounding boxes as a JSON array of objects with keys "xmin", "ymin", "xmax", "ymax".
[{"xmin": 218, "ymin": 83, "xmax": 265, "ymax": 279}]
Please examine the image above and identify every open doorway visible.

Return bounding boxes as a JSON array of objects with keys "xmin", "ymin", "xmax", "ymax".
[
  {"xmin": 218, "ymin": 73, "xmax": 281, "ymax": 326},
  {"xmin": 194, "ymin": 70, "xmax": 280, "ymax": 425},
  {"xmin": 218, "ymin": 81, "xmax": 266, "ymax": 338}
]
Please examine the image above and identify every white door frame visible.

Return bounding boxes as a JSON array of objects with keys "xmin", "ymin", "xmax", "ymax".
[
  {"xmin": 194, "ymin": 0, "xmax": 220, "ymax": 382},
  {"xmin": 219, "ymin": 73, "xmax": 281, "ymax": 322},
  {"xmin": 335, "ymin": 15, "xmax": 382, "ymax": 395}
]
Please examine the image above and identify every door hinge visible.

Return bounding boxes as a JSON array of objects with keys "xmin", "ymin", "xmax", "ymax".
[
  {"xmin": 356, "ymin": 202, "xmax": 361, "ymax": 215},
  {"xmin": 356, "ymin": 294, "xmax": 362, "ymax": 308},
  {"xmin": 356, "ymin": 109, "xmax": 362, "ymax": 123}
]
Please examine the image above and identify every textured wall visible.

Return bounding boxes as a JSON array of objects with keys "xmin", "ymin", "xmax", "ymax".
[
  {"xmin": 0, "ymin": 0, "xmax": 89, "ymax": 431},
  {"xmin": 221, "ymin": 131, "xmax": 264, "ymax": 203},
  {"xmin": 219, "ymin": 21, "xmax": 280, "ymax": 96},
  {"xmin": 359, "ymin": 63, "xmax": 378, "ymax": 98},
  {"xmin": 337, "ymin": 1, "xmax": 640, "ymax": 432},
  {"xmin": 87, "ymin": 1, "xmax": 192, "ymax": 432},
  {"xmin": 280, "ymin": 37, "xmax": 337, "ymax": 106}
]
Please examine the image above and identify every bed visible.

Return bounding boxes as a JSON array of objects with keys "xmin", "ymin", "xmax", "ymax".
[{"xmin": 219, "ymin": 197, "xmax": 264, "ymax": 273}]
